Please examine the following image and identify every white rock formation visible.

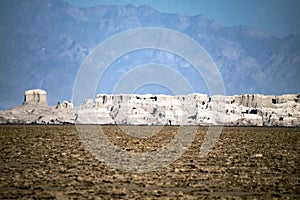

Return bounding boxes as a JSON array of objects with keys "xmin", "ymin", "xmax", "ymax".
[
  {"xmin": 23, "ymin": 89, "xmax": 47, "ymax": 105},
  {"xmin": 0, "ymin": 91, "xmax": 299, "ymax": 126},
  {"xmin": 76, "ymin": 93, "xmax": 299, "ymax": 126},
  {"xmin": 55, "ymin": 100, "xmax": 73, "ymax": 109}
]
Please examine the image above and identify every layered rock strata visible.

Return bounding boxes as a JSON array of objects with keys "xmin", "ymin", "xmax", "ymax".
[{"xmin": 0, "ymin": 92, "xmax": 299, "ymax": 126}]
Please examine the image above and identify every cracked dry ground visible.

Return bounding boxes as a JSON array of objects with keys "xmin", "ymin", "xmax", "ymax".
[{"xmin": 0, "ymin": 125, "xmax": 299, "ymax": 199}]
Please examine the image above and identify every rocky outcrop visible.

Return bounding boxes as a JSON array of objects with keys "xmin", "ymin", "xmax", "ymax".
[
  {"xmin": 0, "ymin": 89, "xmax": 74, "ymax": 124},
  {"xmin": 0, "ymin": 91, "xmax": 299, "ymax": 126},
  {"xmin": 85, "ymin": 93, "xmax": 299, "ymax": 126},
  {"xmin": 23, "ymin": 89, "xmax": 47, "ymax": 105},
  {"xmin": 0, "ymin": 103, "xmax": 75, "ymax": 125}
]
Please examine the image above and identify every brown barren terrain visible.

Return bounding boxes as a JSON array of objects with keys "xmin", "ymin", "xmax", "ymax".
[{"xmin": 0, "ymin": 125, "xmax": 299, "ymax": 199}]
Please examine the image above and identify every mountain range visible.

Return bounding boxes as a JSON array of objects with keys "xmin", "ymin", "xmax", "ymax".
[{"xmin": 0, "ymin": 0, "xmax": 299, "ymax": 109}]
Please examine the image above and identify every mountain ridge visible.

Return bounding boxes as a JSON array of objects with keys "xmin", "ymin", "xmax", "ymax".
[{"xmin": 0, "ymin": 0, "xmax": 299, "ymax": 109}]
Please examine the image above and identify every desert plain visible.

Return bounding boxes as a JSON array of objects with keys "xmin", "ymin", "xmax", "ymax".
[{"xmin": 0, "ymin": 125, "xmax": 299, "ymax": 199}]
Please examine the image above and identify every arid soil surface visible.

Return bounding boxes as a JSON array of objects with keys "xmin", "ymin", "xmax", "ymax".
[{"xmin": 0, "ymin": 125, "xmax": 299, "ymax": 199}]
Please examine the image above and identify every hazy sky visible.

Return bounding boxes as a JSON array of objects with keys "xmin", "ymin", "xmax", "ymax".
[{"xmin": 64, "ymin": 0, "xmax": 300, "ymax": 38}]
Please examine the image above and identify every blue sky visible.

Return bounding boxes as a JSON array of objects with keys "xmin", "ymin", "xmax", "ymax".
[{"xmin": 64, "ymin": 0, "xmax": 300, "ymax": 38}]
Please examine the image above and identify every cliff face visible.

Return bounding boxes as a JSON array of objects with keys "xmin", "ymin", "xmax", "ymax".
[{"xmin": 0, "ymin": 93, "xmax": 299, "ymax": 126}]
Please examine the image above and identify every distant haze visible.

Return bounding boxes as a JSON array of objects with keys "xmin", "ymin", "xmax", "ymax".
[{"xmin": 0, "ymin": 0, "xmax": 299, "ymax": 109}]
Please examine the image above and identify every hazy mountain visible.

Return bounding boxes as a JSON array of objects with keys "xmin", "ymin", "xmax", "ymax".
[{"xmin": 0, "ymin": 0, "xmax": 299, "ymax": 109}]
